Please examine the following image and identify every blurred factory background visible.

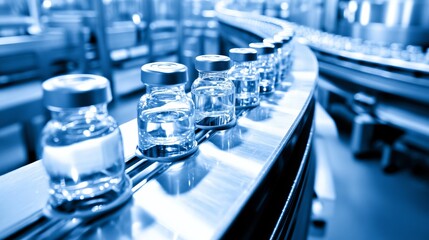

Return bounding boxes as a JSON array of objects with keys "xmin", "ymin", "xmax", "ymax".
[
  {"xmin": 0, "ymin": 0, "xmax": 428, "ymax": 239},
  {"xmin": 0, "ymin": 0, "xmax": 220, "ymax": 172}
]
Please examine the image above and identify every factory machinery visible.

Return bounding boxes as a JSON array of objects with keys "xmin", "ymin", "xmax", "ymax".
[
  {"xmin": 2, "ymin": 0, "xmax": 427, "ymax": 174},
  {"xmin": 0, "ymin": 0, "xmax": 218, "ymax": 173},
  {"xmin": 1, "ymin": 0, "xmax": 427, "ymax": 238},
  {"xmin": 0, "ymin": 0, "xmax": 317, "ymax": 239},
  {"xmin": 261, "ymin": 0, "xmax": 429, "ymax": 171}
]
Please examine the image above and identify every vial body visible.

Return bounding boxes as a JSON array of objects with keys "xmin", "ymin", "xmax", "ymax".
[
  {"xmin": 256, "ymin": 54, "xmax": 276, "ymax": 94},
  {"xmin": 282, "ymin": 38, "xmax": 294, "ymax": 73},
  {"xmin": 42, "ymin": 104, "xmax": 130, "ymax": 215},
  {"xmin": 274, "ymin": 33, "xmax": 294, "ymax": 78},
  {"xmin": 264, "ymin": 38, "xmax": 284, "ymax": 84},
  {"xmin": 276, "ymin": 47, "xmax": 287, "ymax": 82},
  {"xmin": 192, "ymin": 71, "xmax": 236, "ymax": 129},
  {"xmin": 282, "ymin": 42, "xmax": 293, "ymax": 74},
  {"xmin": 137, "ymin": 85, "xmax": 197, "ymax": 160},
  {"xmin": 228, "ymin": 61, "xmax": 260, "ymax": 108}
]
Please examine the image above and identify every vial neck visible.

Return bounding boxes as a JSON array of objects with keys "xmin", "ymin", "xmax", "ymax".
[
  {"xmin": 258, "ymin": 54, "xmax": 273, "ymax": 62},
  {"xmin": 146, "ymin": 85, "xmax": 184, "ymax": 94},
  {"xmin": 198, "ymin": 71, "xmax": 228, "ymax": 80},
  {"xmin": 233, "ymin": 61, "xmax": 255, "ymax": 68},
  {"xmin": 50, "ymin": 104, "xmax": 108, "ymax": 122}
]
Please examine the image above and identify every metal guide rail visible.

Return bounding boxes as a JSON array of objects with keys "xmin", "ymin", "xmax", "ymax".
[
  {"xmin": 0, "ymin": 124, "xmax": 229, "ymax": 239},
  {"xmin": 295, "ymin": 26, "xmax": 429, "ymax": 74},
  {"xmin": 217, "ymin": 1, "xmax": 429, "ymax": 102},
  {"xmin": 215, "ymin": 1, "xmax": 293, "ymax": 39},
  {"xmin": 290, "ymin": 23, "xmax": 429, "ymax": 108},
  {"xmin": 0, "ymin": 9, "xmax": 318, "ymax": 240}
]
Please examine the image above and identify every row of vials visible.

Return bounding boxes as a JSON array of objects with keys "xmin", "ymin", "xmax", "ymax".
[{"xmin": 39, "ymin": 29, "xmax": 295, "ymax": 217}]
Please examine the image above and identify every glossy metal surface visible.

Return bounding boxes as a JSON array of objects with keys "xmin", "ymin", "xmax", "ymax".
[
  {"xmin": 272, "ymin": 0, "xmax": 429, "ymax": 47},
  {"xmin": 257, "ymin": 0, "xmax": 429, "ymax": 74},
  {"xmin": 337, "ymin": 0, "xmax": 429, "ymax": 47},
  {"xmin": 0, "ymin": 43, "xmax": 317, "ymax": 240},
  {"xmin": 294, "ymin": 25, "xmax": 429, "ymax": 74},
  {"xmin": 316, "ymin": 53, "xmax": 429, "ymax": 105}
]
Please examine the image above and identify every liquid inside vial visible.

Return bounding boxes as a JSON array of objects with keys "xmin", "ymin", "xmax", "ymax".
[
  {"xmin": 259, "ymin": 70, "xmax": 276, "ymax": 94},
  {"xmin": 138, "ymin": 109, "xmax": 196, "ymax": 160},
  {"xmin": 42, "ymin": 128, "xmax": 129, "ymax": 213},
  {"xmin": 192, "ymin": 85, "xmax": 235, "ymax": 129},
  {"xmin": 230, "ymin": 76, "xmax": 259, "ymax": 108}
]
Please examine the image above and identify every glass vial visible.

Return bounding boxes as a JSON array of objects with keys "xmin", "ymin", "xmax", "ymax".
[
  {"xmin": 228, "ymin": 48, "xmax": 260, "ymax": 108},
  {"xmin": 275, "ymin": 30, "xmax": 294, "ymax": 73},
  {"xmin": 249, "ymin": 42, "xmax": 276, "ymax": 94},
  {"xmin": 264, "ymin": 38, "xmax": 284, "ymax": 83},
  {"xmin": 192, "ymin": 54, "xmax": 236, "ymax": 130},
  {"xmin": 137, "ymin": 62, "xmax": 197, "ymax": 161},
  {"xmin": 41, "ymin": 74, "xmax": 131, "ymax": 217}
]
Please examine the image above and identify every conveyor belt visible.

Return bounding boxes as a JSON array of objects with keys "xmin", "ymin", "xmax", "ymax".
[{"xmin": 0, "ymin": 5, "xmax": 318, "ymax": 239}]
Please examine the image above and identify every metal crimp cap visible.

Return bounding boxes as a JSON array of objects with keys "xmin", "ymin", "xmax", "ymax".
[
  {"xmin": 42, "ymin": 74, "xmax": 112, "ymax": 109},
  {"xmin": 195, "ymin": 55, "xmax": 231, "ymax": 71},
  {"xmin": 141, "ymin": 62, "xmax": 188, "ymax": 86},
  {"xmin": 249, "ymin": 42, "xmax": 275, "ymax": 55},
  {"xmin": 263, "ymin": 38, "xmax": 283, "ymax": 49},
  {"xmin": 229, "ymin": 48, "xmax": 258, "ymax": 62}
]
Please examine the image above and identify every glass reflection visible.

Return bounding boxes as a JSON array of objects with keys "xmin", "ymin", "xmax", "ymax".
[
  {"xmin": 260, "ymin": 92, "xmax": 284, "ymax": 106},
  {"xmin": 67, "ymin": 198, "xmax": 161, "ymax": 239},
  {"xmin": 156, "ymin": 153, "xmax": 210, "ymax": 195},
  {"xmin": 71, "ymin": 198, "xmax": 135, "ymax": 239},
  {"xmin": 246, "ymin": 106, "xmax": 273, "ymax": 121},
  {"xmin": 277, "ymin": 75, "xmax": 295, "ymax": 92},
  {"xmin": 210, "ymin": 126, "xmax": 248, "ymax": 150}
]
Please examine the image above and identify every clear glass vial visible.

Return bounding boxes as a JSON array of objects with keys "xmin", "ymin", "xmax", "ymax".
[
  {"xmin": 249, "ymin": 42, "xmax": 276, "ymax": 94},
  {"xmin": 41, "ymin": 74, "xmax": 131, "ymax": 217},
  {"xmin": 137, "ymin": 62, "xmax": 197, "ymax": 161},
  {"xmin": 228, "ymin": 48, "xmax": 260, "ymax": 108},
  {"xmin": 275, "ymin": 31, "xmax": 294, "ymax": 72},
  {"xmin": 192, "ymin": 54, "xmax": 236, "ymax": 130},
  {"xmin": 263, "ymin": 38, "xmax": 283, "ymax": 84}
]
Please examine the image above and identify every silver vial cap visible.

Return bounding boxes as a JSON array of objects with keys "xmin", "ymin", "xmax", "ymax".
[
  {"xmin": 229, "ymin": 48, "xmax": 258, "ymax": 62},
  {"xmin": 263, "ymin": 38, "xmax": 283, "ymax": 49},
  {"xmin": 249, "ymin": 42, "xmax": 275, "ymax": 55},
  {"xmin": 42, "ymin": 74, "xmax": 112, "ymax": 109},
  {"xmin": 195, "ymin": 55, "xmax": 231, "ymax": 71},
  {"xmin": 141, "ymin": 62, "xmax": 188, "ymax": 86}
]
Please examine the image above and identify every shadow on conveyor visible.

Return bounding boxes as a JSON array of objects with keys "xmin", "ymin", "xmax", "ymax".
[
  {"xmin": 209, "ymin": 125, "xmax": 248, "ymax": 150},
  {"xmin": 60, "ymin": 198, "xmax": 159, "ymax": 239},
  {"xmin": 156, "ymin": 152, "xmax": 211, "ymax": 195},
  {"xmin": 245, "ymin": 106, "xmax": 274, "ymax": 121}
]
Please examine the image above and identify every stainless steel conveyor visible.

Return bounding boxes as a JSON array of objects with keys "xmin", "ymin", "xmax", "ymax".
[{"xmin": 0, "ymin": 8, "xmax": 318, "ymax": 240}]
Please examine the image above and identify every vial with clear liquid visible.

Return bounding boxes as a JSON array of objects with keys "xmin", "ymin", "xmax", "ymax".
[
  {"xmin": 41, "ymin": 74, "xmax": 131, "ymax": 217},
  {"xmin": 249, "ymin": 42, "xmax": 276, "ymax": 94},
  {"xmin": 263, "ymin": 38, "xmax": 283, "ymax": 84},
  {"xmin": 192, "ymin": 55, "xmax": 236, "ymax": 130},
  {"xmin": 228, "ymin": 48, "xmax": 260, "ymax": 108},
  {"xmin": 137, "ymin": 62, "xmax": 197, "ymax": 161},
  {"xmin": 275, "ymin": 30, "xmax": 294, "ymax": 73}
]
